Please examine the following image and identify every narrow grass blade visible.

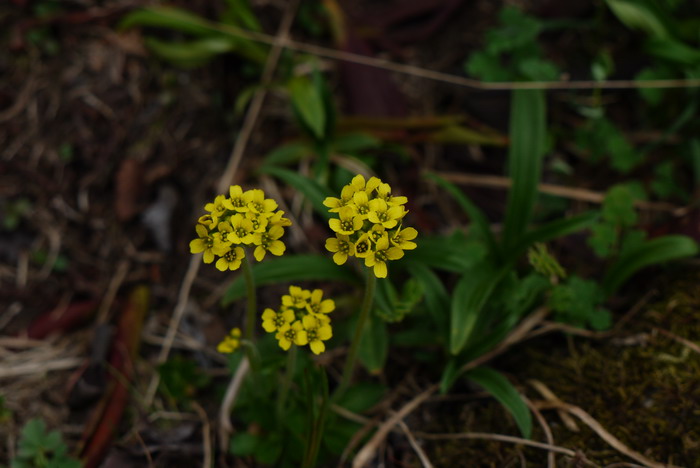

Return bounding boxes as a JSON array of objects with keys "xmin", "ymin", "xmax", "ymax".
[
  {"xmin": 603, "ymin": 235, "xmax": 698, "ymax": 295},
  {"xmin": 222, "ymin": 254, "xmax": 360, "ymax": 305},
  {"xmin": 424, "ymin": 171, "xmax": 497, "ymax": 254},
  {"xmin": 503, "ymin": 89, "xmax": 547, "ymax": 250},
  {"xmin": 408, "ymin": 263, "xmax": 450, "ymax": 339},
  {"xmin": 403, "ymin": 234, "xmax": 487, "ymax": 273},
  {"xmin": 465, "ymin": 366, "xmax": 532, "ymax": 438},
  {"xmin": 510, "ymin": 211, "xmax": 599, "ymax": 257},
  {"xmin": 257, "ymin": 166, "xmax": 333, "ymax": 220}
]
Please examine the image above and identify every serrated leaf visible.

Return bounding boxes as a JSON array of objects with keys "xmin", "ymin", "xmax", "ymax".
[
  {"xmin": 221, "ymin": 254, "xmax": 360, "ymax": 305},
  {"xmin": 602, "ymin": 185, "xmax": 638, "ymax": 227},
  {"xmin": 503, "ymin": 89, "xmax": 547, "ymax": 250},
  {"xmin": 603, "ymin": 235, "xmax": 698, "ymax": 295},
  {"xmin": 465, "ymin": 367, "xmax": 532, "ymax": 438},
  {"xmin": 289, "ymin": 75, "xmax": 326, "ymax": 140},
  {"xmin": 465, "ymin": 50, "xmax": 512, "ymax": 81},
  {"xmin": 257, "ymin": 166, "xmax": 333, "ymax": 220}
]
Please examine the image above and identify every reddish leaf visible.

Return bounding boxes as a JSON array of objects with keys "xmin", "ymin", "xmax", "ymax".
[{"xmin": 26, "ymin": 300, "xmax": 99, "ymax": 339}]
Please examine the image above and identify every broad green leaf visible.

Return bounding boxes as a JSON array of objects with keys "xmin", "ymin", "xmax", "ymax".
[
  {"xmin": 335, "ymin": 382, "xmax": 386, "ymax": 413},
  {"xmin": 603, "ymin": 235, "xmax": 698, "ymax": 295},
  {"xmin": 465, "ymin": 367, "xmax": 532, "ymax": 438},
  {"xmin": 257, "ymin": 166, "xmax": 333, "ymax": 220},
  {"xmin": 403, "ymin": 233, "xmax": 488, "ymax": 273},
  {"xmin": 358, "ymin": 313, "xmax": 388, "ymax": 373},
  {"xmin": 425, "ymin": 172, "xmax": 498, "ymax": 255},
  {"xmin": 408, "ymin": 263, "xmax": 450, "ymax": 338},
  {"xmin": 503, "ymin": 89, "xmax": 547, "ymax": 250},
  {"xmin": 332, "ymin": 133, "xmax": 381, "ymax": 154},
  {"xmin": 143, "ymin": 37, "xmax": 237, "ymax": 68},
  {"xmin": 450, "ymin": 263, "xmax": 509, "ymax": 355},
  {"xmin": 263, "ymin": 142, "xmax": 311, "ymax": 166},
  {"xmin": 221, "ymin": 254, "xmax": 360, "ymax": 305},
  {"xmin": 605, "ymin": 0, "xmax": 672, "ymax": 39},
  {"xmin": 288, "ymin": 75, "xmax": 326, "ymax": 140},
  {"xmin": 465, "ymin": 50, "xmax": 513, "ymax": 81},
  {"xmin": 646, "ymin": 38, "xmax": 700, "ymax": 65}
]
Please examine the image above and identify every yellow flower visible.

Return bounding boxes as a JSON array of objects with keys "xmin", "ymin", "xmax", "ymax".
[
  {"xmin": 351, "ymin": 191, "xmax": 372, "ymax": 220},
  {"xmin": 354, "ymin": 233, "xmax": 372, "ymax": 259},
  {"xmin": 306, "ymin": 289, "xmax": 335, "ymax": 315},
  {"xmin": 282, "ymin": 285, "xmax": 311, "ymax": 308},
  {"xmin": 247, "ymin": 189, "xmax": 278, "ymax": 216},
  {"xmin": 253, "ymin": 225, "xmax": 286, "ymax": 261},
  {"xmin": 213, "ymin": 221, "xmax": 234, "ymax": 254},
  {"xmin": 197, "ymin": 214, "xmax": 216, "ymax": 229},
  {"xmin": 261, "ymin": 307, "xmax": 295, "ymax": 333},
  {"xmin": 215, "ymin": 246, "xmax": 245, "ymax": 271},
  {"xmin": 368, "ymin": 198, "xmax": 404, "ymax": 229},
  {"xmin": 229, "ymin": 214, "xmax": 255, "ymax": 244},
  {"xmin": 365, "ymin": 235, "xmax": 404, "ymax": 278},
  {"xmin": 325, "ymin": 234, "xmax": 355, "ymax": 265},
  {"xmin": 224, "ymin": 185, "xmax": 251, "ymax": 212},
  {"xmin": 391, "ymin": 226, "xmax": 418, "ymax": 250},
  {"xmin": 190, "ymin": 224, "xmax": 217, "ymax": 264},
  {"xmin": 329, "ymin": 206, "xmax": 363, "ymax": 235},
  {"xmin": 301, "ymin": 315, "xmax": 332, "ymax": 355},
  {"xmin": 368, "ymin": 224, "xmax": 386, "ymax": 244},
  {"xmin": 204, "ymin": 194, "xmax": 229, "ymax": 222},
  {"xmin": 217, "ymin": 328, "xmax": 241, "ymax": 353},
  {"xmin": 376, "ymin": 182, "xmax": 407, "ymax": 206},
  {"xmin": 269, "ymin": 210, "xmax": 292, "ymax": 227},
  {"xmin": 246, "ymin": 211, "xmax": 269, "ymax": 233},
  {"xmin": 275, "ymin": 321, "xmax": 308, "ymax": 350}
]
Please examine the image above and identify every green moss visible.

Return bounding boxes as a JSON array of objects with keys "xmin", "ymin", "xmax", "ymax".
[{"xmin": 423, "ymin": 272, "xmax": 700, "ymax": 466}]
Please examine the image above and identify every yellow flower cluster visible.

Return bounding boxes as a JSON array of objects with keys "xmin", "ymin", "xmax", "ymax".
[
  {"xmin": 217, "ymin": 327, "xmax": 242, "ymax": 353},
  {"xmin": 324, "ymin": 175, "xmax": 417, "ymax": 278},
  {"xmin": 189, "ymin": 186, "xmax": 291, "ymax": 271},
  {"xmin": 262, "ymin": 286, "xmax": 334, "ymax": 355}
]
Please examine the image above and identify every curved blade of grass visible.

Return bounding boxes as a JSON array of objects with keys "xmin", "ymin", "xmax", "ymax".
[
  {"xmin": 465, "ymin": 366, "xmax": 532, "ymax": 438},
  {"xmin": 120, "ymin": 6, "xmax": 219, "ymax": 36},
  {"xmin": 509, "ymin": 211, "xmax": 599, "ymax": 258},
  {"xmin": 143, "ymin": 37, "xmax": 237, "ymax": 68},
  {"xmin": 503, "ymin": 89, "xmax": 547, "ymax": 250},
  {"xmin": 257, "ymin": 166, "xmax": 333, "ymax": 220},
  {"xmin": 603, "ymin": 235, "xmax": 698, "ymax": 296},
  {"xmin": 450, "ymin": 263, "xmax": 509, "ymax": 355},
  {"xmin": 424, "ymin": 171, "xmax": 498, "ymax": 255},
  {"xmin": 222, "ymin": 254, "xmax": 360, "ymax": 305}
]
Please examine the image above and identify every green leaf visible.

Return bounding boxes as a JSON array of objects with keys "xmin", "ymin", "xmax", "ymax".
[
  {"xmin": 549, "ymin": 275, "xmax": 609, "ymax": 329},
  {"xmin": 465, "ymin": 50, "xmax": 512, "ymax": 82},
  {"xmin": 288, "ymin": 75, "xmax": 326, "ymax": 140},
  {"xmin": 605, "ymin": 0, "xmax": 672, "ymax": 39},
  {"xmin": 263, "ymin": 141, "xmax": 312, "ymax": 166},
  {"xmin": 408, "ymin": 263, "xmax": 450, "ymax": 338},
  {"xmin": 486, "ymin": 6, "xmax": 543, "ymax": 54},
  {"xmin": 403, "ymin": 233, "xmax": 488, "ymax": 273},
  {"xmin": 602, "ymin": 184, "xmax": 639, "ymax": 227},
  {"xmin": 143, "ymin": 36, "xmax": 237, "ymax": 68},
  {"xmin": 221, "ymin": 0, "xmax": 263, "ymax": 31},
  {"xmin": 465, "ymin": 367, "xmax": 532, "ymax": 438},
  {"xmin": 635, "ymin": 66, "xmax": 672, "ymax": 105},
  {"xmin": 518, "ymin": 57, "xmax": 560, "ymax": 81},
  {"xmin": 603, "ymin": 235, "xmax": 698, "ymax": 295},
  {"xmin": 230, "ymin": 432, "xmax": 259, "ymax": 456},
  {"xmin": 425, "ymin": 172, "xmax": 498, "ymax": 255},
  {"xmin": 221, "ymin": 254, "xmax": 360, "ymax": 305},
  {"xmin": 335, "ymin": 382, "xmax": 386, "ymax": 413},
  {"xmin": 358, "ymin": 313, "xmax": 388, "ymax": 373},
  {"xmin": 120, "ymin": 6, "xmax": 220, "ymax": 36},
  {"xmin": 646, "ymin": 37, "xmax": 700, "ymax": 65},
  {"xmin": 449, "ymin": 263, "xmax": 509, "ymax": 355},
  {"xmin": 257, "ymin": 166, "xmax": 333, "ymax": 220},
  {"xmin": 503, "ymin": 89, "xmax": 547, "ymax": 250},
  {"xmin": 587, "ymin": 222, "xmax": 618, "ymax": 258},
  {"xmin": 514, "ymin": 211, "xmax": 598, "ymax": 257},
  {"xmin": 332, "ymin": 133, "xmax": 381, "ymax": 154}
]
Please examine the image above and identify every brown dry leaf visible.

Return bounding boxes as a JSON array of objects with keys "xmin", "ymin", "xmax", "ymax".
[{"xmin": 115, "ymin": 158, "xmax": 144, "ymax": 221}]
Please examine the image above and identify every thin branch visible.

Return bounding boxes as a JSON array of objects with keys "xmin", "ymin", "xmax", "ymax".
[{"xmin": 414, "ymin": 431, "xmax": 577, "ymax": 457}]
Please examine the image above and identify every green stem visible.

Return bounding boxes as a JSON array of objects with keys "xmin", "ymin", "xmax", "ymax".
[
  {"xmin": 277, "ymin": 344, "xmax": 297, "ymax": 422},
  {"xmin": 242, "ymin": 254, "xmax": 257, "ymax": 341},
  {"xmin": 335, "ymin": 269, "xmax": 376, "ymax": 399}
]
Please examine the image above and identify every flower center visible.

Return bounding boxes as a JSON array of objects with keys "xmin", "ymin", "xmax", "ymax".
[
  {"xmin": 232, "ymin": 198, "xmax": 246, "ymax": 209},
  {"xmin": 224, "ymin": 250, "xmax": 238, "ymax": 262},
  {"xmin": 341, "ymin": 220, "xmax": 354, "ymax": 231},
  {"xmin": 356, "ymin": 241, "xmax": 369, "ymax": 254},
  {"xmin": 375, "ymin": 249, "xmax": 388, "ymax": 262}
]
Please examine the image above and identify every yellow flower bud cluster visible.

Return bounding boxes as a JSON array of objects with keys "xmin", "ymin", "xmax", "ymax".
[
  {"xmin": 189, "ymin": 186, "xmax": 291, "ymax": 271},
  {"xmin": 324, "ymin": 175, "xmax": 417, "ymax": 278},
  {"xmin": 217, "ymin": 327, "xmax": 242, "ymax": 354},
  {"xmin": 262, "ymin": 286, "xmax": 334, "ymax": 355}
]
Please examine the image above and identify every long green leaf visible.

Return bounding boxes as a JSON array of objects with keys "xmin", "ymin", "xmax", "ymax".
[
  {"xmin": 425, "ymin": 172, "xmax": 497, "ymax": 254},
  {"xmin": 465, "ymin": 367, "xmax": 532, "ymax": 438},
  {"xmin": 450, "ymin": 263, "xmax": 509, "ymax": 355},
  {"xmin": 222, "ymin": 254, "xmax": 360, "ymax": 305},
  {"xmin": 120, "ymin": 7, "xmax": 219, "ymax": 36},
  {"xmin": 408, "ymin": 263, "xmax": 450, "ymax": 339},
  {"xmin": 603, "ymin": 235, "xmax": 697, "ymax": 295},
  {"xmin": 289, "ymin": 76, "xmax": 326, "ymax": 140},
  {"xmin": 403, "ymin": 234, "xmax": 487, "ymax": 273},
  {"xmin": 510, "ymin": 211, "xmax": 599, "ymax": 258},
  {"xmin": 257, "ymin": 166, "xmax": 333, "ymax": 220},
  {"xmin": 503, "ymin": 89, "xmax": 547, "ymax": 250},
  {"xmin": 144, "ymin": 37, "xmax": 237, "ymax": 68},
  {"xmin": 605, "ymin": 0, "xmax": 672, "ymax": 39}
]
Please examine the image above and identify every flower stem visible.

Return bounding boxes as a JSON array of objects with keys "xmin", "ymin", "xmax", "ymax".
[
  {"xmin": 335, "ymin": 269, "xmax": 376, "ymax": 399},
  {"xmin": 242, "ymin": 254, "xmax": 256, "ymax": 341},
  {"xmin": 277, "ymin": 344, "xmax": 297, "ymax": 422}
]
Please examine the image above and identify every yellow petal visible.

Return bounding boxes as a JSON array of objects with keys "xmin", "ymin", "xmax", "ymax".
[
  {"xmin": 373, "ymin": 262, "xmax": 387, "ymax": 278},
  {"xmin": 309, "ymin": 340, "xmax": 325, "ymax": 355}
]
